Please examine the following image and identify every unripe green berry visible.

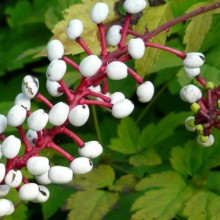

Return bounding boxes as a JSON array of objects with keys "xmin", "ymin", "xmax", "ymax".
[
  {"xmin": 205, "ymin": 81, "xmax": 215, "ymax": 90},
  {"xmin": 190, "ymin": 103, "xmax": 200, "ymax": 113}
]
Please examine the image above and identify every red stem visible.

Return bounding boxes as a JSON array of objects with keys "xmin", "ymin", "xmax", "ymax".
[
  {"xmin": 76, "ymin": 37, "xmax": 93, "ymax": 55},
  {"xmin": 35, "ymin": 93, "xmax": 53, "ymax": 109},
  {"xmin": 127, "ymin": 67, "xmax": 143, "ymax": 84},
  {"xmin": 196, "ymin": 76, "xmax": 207, "ymax": 87},
  {"xmin": 98, "ymin": 23, "xmax": 108, "ymax": 57},
  {"xmin": 62, "ymin": 127, "xmax": 84, "ymax": 147},
  {"xmin": 16, "ymin": 126, "xmax": 32, "ymax": 152},
  {"xmin": 86, "ymin": 90, "xmax": 111, "ymax": 102},
  {"xmin": 79, "ymin": 99, "xmax": 112, "ymax": 109},
  {"xmin": 58, "ymin": 80, "xmax": 75, "ymax": 103}
]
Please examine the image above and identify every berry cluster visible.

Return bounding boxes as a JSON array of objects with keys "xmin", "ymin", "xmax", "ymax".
[{"xmin": 0, "ymin": 0, "xmax": 219, "ymax": 217}]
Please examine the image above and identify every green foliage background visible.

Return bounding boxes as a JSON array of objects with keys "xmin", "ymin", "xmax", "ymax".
[{"xmin": 1, "ymin": 0, "xmax": 220, "ymax": 219}]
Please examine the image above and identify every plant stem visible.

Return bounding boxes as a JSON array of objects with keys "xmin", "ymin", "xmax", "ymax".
[
  {"xmin": 92, "ymin": 105, "xmax": 103, "ymax": 144},
  {"xmin": 76, "ymin": 37, "xmax": 93, "ymax": 55}
]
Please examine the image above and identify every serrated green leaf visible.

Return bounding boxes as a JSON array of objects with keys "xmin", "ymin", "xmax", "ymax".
[
  {"xmin": 108, "ymin": 117, "xmax": 139, "ymax": 154},
  {"xmin": 134, "ymin": 4, "xmax": 173, "ymax": 77},
  {"xmin": 132, "ymin": 171, "xmax": 194, "ymax": 220},
  {"xmin": 183, "ymin": 191, "xmax": 220, "ymax": 220},
  {"xmin": 109, "ymin": 174, "xmax": 137, "ymax": 192},
  {"xmin": 70, "ymin": 165, "xmax": 115, "ymax": 190},
  {"xmin": 66, "ymin": 190, "xmax": 119, "ymax": 220},
  {"xmin": 184, "ymin": 2, "xmax": 214, "ymax": 52},
  {"xmin": 129, "ymin": 149, "xmax": 162, "ymax": 167}
]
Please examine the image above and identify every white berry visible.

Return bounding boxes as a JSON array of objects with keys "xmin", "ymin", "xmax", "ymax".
[
  {"xmin": 22, "ymin": 75, "xmax": 39, "ymax": 99},
  {"xmin": 184, "ymin": 67, "xmax": 200, "ymax": 79},
  {"xmin": 90, "ymin": 2, "xmax": 109, "ymax": 24},
  {"xmin": 33, "ymin": 185, "xmax": 50, "ymax": 203},
  {"xmin": 180, "ymin": 84, "xmax": 202, "ymax": 103},
  {"xmin": 123, "ymin": 0, "xmax": 147, "ymax": 14},
  {"xmin": 47, "ymin": 39, "xmax": 64, "ymax": 61},
  {"xmin": 0, "ymin": 185, "xmax": 10, "ymax": 197},
  {"xmin": 197, "ymin": 134, "xmax": 214, "ymax": 147},
  {"xmin": 14, "ymin": 93, "xmax": 31, "ymax": 111},
  {"xmin": 2, "ymin": 135, "xmax": 21, "ymax": 159},
  {"xmin": 0, "ymin": 163, "xmax": 6, "ymax": 183},
  {"xmin": 128, "ymin": 38, "xmax": 145, "ymax": 59},
  {"xmin": 79, "ymin": 141, "xmax": 103, "ymax": 158},
  {"xmin": 7, "ymin": 104, "xmax": 27, "ymax": 127},
  {"xmin": 27, "ymin": 156, "xmax": 50, "ymax": 176},
  {"xmin": 112, "ymin": 99, "xmax": 134, "ymax": 118},
  {"xmin": 106, "ymin": 61, "xmax": 128, "ymax": 80},
  {"xmin": 106, "ymin": 25, "xmax": 122, "ymax": 46},
  {"xmin": 0, "ymin": 115, "xmax": 7, "ymax": 134},
  {"xmin": 66, "ymin": 19, "xmax": 83, "ymax": 40},
  {"xmin": 27, "ymin": 109, "xmax": 49, "ymax": 131},
  {"xmin": 26, "ymin": 129, "xmax": 38, "ymax": 146},
  {"xmin": 49, "ymin": 102, "xmax": 69, "ymax": 126},
  {"xmin": 35, "ymin": 171, "xmax": 52, "ymax": 185},
  {"xmin": 110, "ymin": 92, "xmax": 125, "ymax": 104},
  {"xmin": 136, "ymin": 81, "xmax": 154, "ymax": 103},
  {"xmin": 68, "ymin": 104, "xmax": 90, "ymax": 127},
  {"xmin": 79, "ymin": 55, "xmax": 102, "ymax": 77},
  {"xmin": 70, "ymin": 157, "xmax": 93, "ymax": 174},
  {"xmin": 88, "ymin": 85, "xmax": 101, "ymax": 94},
  {"xmin": 5, "ymin": 169, "xmax": 22, "ymax": 188},
  {"xmin": 46, "ymin": 59, "xmax": 67, "ymax": 81},
  {"xmin": 183, "ymin": 52, "xmax": 205, "ymax": 68},
  {"xmin": 19, "ymin": 183, "xmax": 39, "ymax": 201},
  {"xmin": 48, "ymin": 166, "xmax": 73, "ymax": 184},
  {"xmin": 0, "ymin": 199, "xmax": 14, "ymax": 217},
  {"xmin": 46, "ymin": 80, "xmax": 63, "ymax": 97}
]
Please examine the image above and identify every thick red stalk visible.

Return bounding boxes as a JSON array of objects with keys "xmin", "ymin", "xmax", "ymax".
[
  {"xmin": 98, "ymin": 23, "xmax": 108, "ymax": 57},
  {"xmin": 62, "ymin": 127, "xmax": 84, "ymax": 147},
  {"xmin": 127, "ymin": 67, "xmax": 143, "ymax": 84},
  {"xmin": 35, "ymin": 93, "xmax": 53, "ymax": 109},
  {"xmin": 76, "ymin": 37, "xmax": 93, "ymax": 55},
  {"xmin": 63, "ymin": 56, "xmax": 80, "ymax": 71}
]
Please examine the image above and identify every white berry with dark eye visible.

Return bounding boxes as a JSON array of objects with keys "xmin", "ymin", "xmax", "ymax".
[
  {"xmin": 106, "ymin": 61, "xmax": 128, "ymax": 80},
  {"xmin": 79, "ymin": 55, "xmax": 102, "ymax": 77},
  {"xmin": 22, "ymin": 75, "xmax": 39, "ymax": 99},
  {"xmin": 5, "ymin": 169, "xmax": 22, "ymax": 188},
  {"xmin": 14, "ymin": 93, "xmax": 31, "ymax": 111},
  {"xmin": 123, "ymin": 0, "xmax": 147, "ymax": 14},
  {"xmin": 128, "ymin": 38, "xmax": 145, "ymax": 59},
  {"xmin": 180, "ymin": 84, "xmax": 202, "ymax": 103},
  {"xmin": 70, "ymin": 157, "xmax": 93, "ymax": 174},
  {"xmin": 66, "ymin": 19, "xmax": 83, "ymax": 40},
  {"xmin": 68, "ymin": 104, "xmax": 90, "ymax": 127},
  {"xmin": 183, "ymin": 52, "xmax": 205, "ymax": 68},
  {"xmin": 46, "ymin": 59, "xmax": 67, "ymax": 82},
  {"xmin": 46, "ymin": 80, "xmax": 63, "ymax": 97},
  {"xmin": 27, "ymin": 109, "xmax": 49, "ymax": 131},
  {"xmin": 90, "ymin": 2, "xmax": 109, "ymax": 24},
  {"xmin": 49, "ymin": 102, "xmax": 69, "ymax": 126},
  {"xmin": 33, "ymin": 185, "xmax": 50, "ymax": 203},
  {"xmin": 47, "ymin": 39, "xmax": 64, "ymax": 61}
]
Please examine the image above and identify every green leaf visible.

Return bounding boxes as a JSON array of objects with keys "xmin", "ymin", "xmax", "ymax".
[
  {"xmin": 66, "ymin": 190, "xmax": 119, "ymax": 220},
  {"xmin": 183, "ymin": 191, "xmax": 220, "ymax": 220},
  {"xmin": 70, "ymin": 165, "xmax": 115, "ymax": 190},
  {"xmin": 108, "ymin": 117, "xmax": 139, "ymax": 154},
  {"xmin": 131, "ymin": 171, "xmax": 194, "ymax": 220},
  {"xmin": 184, "ymin": 2, "xmax": 214, "ymax": 52},
  {"xmin": 134, "ymin": 4, "xmax": 173, "ymax": 77},
  {"xmin": 109, "ymin": 174, "xmax": 137, "ymax": 192}
]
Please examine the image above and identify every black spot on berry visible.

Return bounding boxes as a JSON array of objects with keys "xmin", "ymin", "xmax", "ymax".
[
  {"xmin": 89, "ymin": 160, "xmax": 93, "ymax": 166},
  {"xmin": 199, "ymin": 55, "xmax": 205, "ymax": 60}
]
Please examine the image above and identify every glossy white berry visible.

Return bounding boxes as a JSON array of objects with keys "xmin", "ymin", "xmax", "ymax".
[
  {"xmin": 0, "ymin": 185, "xmax": 10, "ymax": 197},
  {"xmin": 0, "ymin": 199, "xmax": 14, "ymax": 217},
  {"xmin": 0, "ymin": 115, "xmax": 7, "ymax": 134},
  {"xmin": 46, "ymin": 80, "xmax": 63, "ymax": 97},
  {"xmin": 22, "ymin": 75, "xmax": 39, "ymax": 99},
  {"xmin": 106, "ymin": 25, "xmax": 122, "ymax": 46},
  {"xmin": 128, "ymin": 38, "xmax": 145, "ymax": 59},
  {"xmin": 14, "ymin": 93, "xmax": 31, "ymax": 111},
  {"xmin": 88, "ymin": 85, "xmax": 101, "ymax": 94},
  {"xmin": 180, "ymin": 84, "xmax": 202, "ymax": 103},
  {"xmin": 33, "ymin": 185, "xmax": 50, "ymax": 203},
  {"xmin": 19, "ymin": 183, "xmax": 39, "ymax": 201},
  {"xmin": 123, "ymin": 0, "xmax": 147, "ymax": 14},
  {"xmin": 5, "ymin": 169, "xmax": 22, "ymax": 188},
  {"xmin": 197, "ymin": 134, "xmax": 214, "ymax": 147},
  {"xmin": 110, "ymin": 92, "xmax": 125, "ymax": 104},
  {"xmin": 0, "ymin": 145, "xmax": 2, "ymax": 159},
  {"xmin": 27, "ymin": 109, "xmax": 49, "ymax": 131},
  {"xmin": 2, "ymin": 135, "xmax": 21, "ymax": 159},
  {"xmin": 7, "ymin": 105, "xmax": 27, "ymax": 127},
  {"xmin": 106, "ymin": 61, "xmax": 128, "ymax": 80},
  {"xmin": 112, "ymin": 99, "xmax": 134, "ymax": 118},
  {"xmin": 46, "ymin": 59, "xmax": 67, "ymax": 81},
  {"xmin": 66, "ymin": 19, "xmax": 83, "ymax": 40},
  {"xmin": 136, "ymin": 81, "xmax": 154, "ymax": 103},
  {"xmin": 185, "ymin": 116, "xmax": 196, "ymax": 132},
  {"xmin": 35, "ymin": 171, "xmax": 52, "ymax": 185},
  {"xmin": 47, "ymin": 39, "xmax": 64, "ymax": 61},
  {"xmin": 68, "ymin": 104, "xmax": 90, "ymax": 127},
  {"xmin": 49, "ymin": 102, "xmax": 69, "ymax": 126},
  {"xmin": 79, "ymin": 141, "xmax": 103, "ymax": 158},
  {"xmin": 90, "ymin": 2, "xmax": 109, "ymax": 24},
  {"xmin": 70, "ymin": 157, "xmax": 93, "ymax": 174},
  {"xmin": 0, "ymin": 163, "xmax": 6, "ymax": 183},
  {"xmin": 183, "ymin": 52, "xmax": 205, "ymax": 68},
  {"xmin": 79, "ymin": 55, "xmax": 102, "ymax": 77},
  {"xmin": 26, "ymin": 129, "xmax": 38, "ymax": 146},
  {"xmin": 48, "ymin": 166, "xmax": 73, "ymax": 184},
  {"xmin": 27, "ymin": 156, "xmax": 50, "ymax": 176},
  {"xmin": 184, "ymin": 67, "xmax": 200, "ymax": 79}
]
